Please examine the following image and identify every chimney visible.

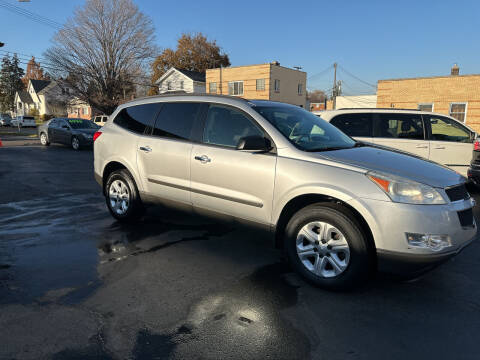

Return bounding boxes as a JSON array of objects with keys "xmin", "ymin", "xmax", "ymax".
[{"xmin": 451, "ymin": 63, "xmax": 459, "ymax": 76}]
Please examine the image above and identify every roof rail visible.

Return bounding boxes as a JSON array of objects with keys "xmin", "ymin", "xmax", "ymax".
[{"xmin": 124, "ymin": 93, "xmax": 250, "ymax": 105}]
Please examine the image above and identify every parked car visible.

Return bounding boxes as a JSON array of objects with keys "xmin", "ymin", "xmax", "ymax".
[
  {"xmin": 320, "ymin": 109, "xmax": 477, "ymax": 176},
  {"xmin": 11, "ymin": 115, "xmax": 36, "ymax": 128},
  {"xmin": 38, "ymin": 118, "xmax": 100, "ymax": 150},
  {"xmin": 93, "ymin": 95, "xmax": 476, "ymax": 290},
  {"xmin": 0, "ymin": 113, "xmax": 12, "ymax": 126},
  {"xmin": 92, "ymin": 115, "xmax": 108, "ymax": 126}
]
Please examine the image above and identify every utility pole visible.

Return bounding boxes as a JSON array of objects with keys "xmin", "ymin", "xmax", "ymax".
[{"xmin": 333, "ymin": 62, "xmax": 337, "ymax": 110}]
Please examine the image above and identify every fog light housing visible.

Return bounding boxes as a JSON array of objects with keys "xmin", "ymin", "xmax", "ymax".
[{"xmin": 406, "ymin": 233, "xmax": 452, "ymax": 251}]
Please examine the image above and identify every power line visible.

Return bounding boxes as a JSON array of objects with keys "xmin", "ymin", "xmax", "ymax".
[
  {"xmin": 338, "ymin": 65, "xmax": 377, "ymax": 89},
  {"xmin": 307, "ymin": 64, "xmax": 333, "ymax": 80},
  {"xmin": 0, "ymin": 0, "xmax": 62, "ymax": 29}
]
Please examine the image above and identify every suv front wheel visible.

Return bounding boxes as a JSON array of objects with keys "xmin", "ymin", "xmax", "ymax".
[
  {"xmin": 284, "ymin": 203, "xmax": 374, "ymax": 290},
  {"xmin": 105, "ymin": 169, "xmax": 144, "ymax": 222}
]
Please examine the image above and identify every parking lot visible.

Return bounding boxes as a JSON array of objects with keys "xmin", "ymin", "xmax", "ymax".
[{"xmin": 1, "ymin": 143, "xmax": 480, "ymax": 360}]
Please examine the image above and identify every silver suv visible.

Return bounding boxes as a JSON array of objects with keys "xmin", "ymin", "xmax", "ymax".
[{"xmin": 93, "ymin": 95, "xmax": 476, "ymax": 289}]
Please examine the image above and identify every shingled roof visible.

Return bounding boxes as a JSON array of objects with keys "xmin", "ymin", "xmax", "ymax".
[
  {"xmin": 30, "ymin": 79, "xmax": 51, "ymax": 93},
  {"xmin": 17, "ymin": 90, "xmax": 33, "ymax": 104},
  {"xmin": 175, "ymin": 68, "xmax": 206, "ymax": 82}
]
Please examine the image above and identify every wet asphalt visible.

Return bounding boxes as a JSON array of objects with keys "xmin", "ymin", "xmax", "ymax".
[{"xmin": 1, "ymin": 145, "xmax": 480, "ymax": 360}]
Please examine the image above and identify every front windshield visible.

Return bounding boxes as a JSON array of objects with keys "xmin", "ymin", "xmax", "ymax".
[
  {"xmin": 67, "ymin": 119, "xmax": 99, "ymax": 129},
  {"xmin": 252, "ymin": 104, "xmax": 356, "ymax": 151}
]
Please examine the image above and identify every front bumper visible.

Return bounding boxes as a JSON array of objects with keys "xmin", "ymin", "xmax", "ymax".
[
  {"xmin": 377, "ymin": 235, "xmax": 475, "ymax": 276},
  {"xmin": 349, "ymin": 196, "xmax": 477, "ymax": 275}
]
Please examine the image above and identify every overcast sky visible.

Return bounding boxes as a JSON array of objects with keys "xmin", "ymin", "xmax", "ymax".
[{"xmin": 1, "ymin": 0, "xmax": 479, "ymax": 94}]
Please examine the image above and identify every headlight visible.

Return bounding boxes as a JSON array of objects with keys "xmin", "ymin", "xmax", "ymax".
[
  {"xmin": 82, "ymin": 133, "xmax": 93, "ymax": 139},
  {"xmin": 367, "ymin": 171, "xmax": 447, "ymax": 204}
]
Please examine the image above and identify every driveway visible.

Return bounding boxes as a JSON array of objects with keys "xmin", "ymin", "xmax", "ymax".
[{"xmin": 1, "ymin": 146, "xmax": 479, "ymax": 359}]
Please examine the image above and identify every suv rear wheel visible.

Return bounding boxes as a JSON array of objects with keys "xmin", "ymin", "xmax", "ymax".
[
  {"xmin": 284, "ymin": 203, "xmax": 373, "ymax": 290},
  {"xmin": 105, "ymin": 169, "xmax": 144, "ymax": 222}
]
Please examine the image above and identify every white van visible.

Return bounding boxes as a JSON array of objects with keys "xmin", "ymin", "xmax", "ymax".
[
  {"xmin": 92, "ymin": 115, "xmax": 108, "ymax": 126},
  {"xmin": 321, "ymin": 109, "xmax": 477, "ymax": 176},
  {"xmin": 11, "ymin": 115, "xmax": 36, "ymax": 128}
]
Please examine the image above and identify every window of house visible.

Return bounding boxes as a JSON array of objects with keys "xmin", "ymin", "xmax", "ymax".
[
  {"xmin": 274, "ymin": 79, "xmax": 280, "ymax": 92},
  {"xmin": 256, "ymin": 79, "xmax": 265, "ymax": 91},
  {"xmin": 418, "ymin": 103, "xmax": 433, "ymax": 112},
  {"xmin": 427, "ymin": 115, "xmax": 471, "ymax": 142},
  {"xmin": 373, "ymin": 113, "xmax": 424, "ymax": 139},
  {"xmin": 180, "ymin": 81, "xmax": 184, "ymax": 90},
  {"xmin": 449, "ymin": 103, "xmax": 467, "ymax": 122},
  {"xmin": 298, "ymin": 84, "xmax": 303, "ymax": 95},
  {"xmin": 167, "ymin": 81, "xmax": 172, "ymax": 90},
  {"xmin": 228, "ymin": 81, "xmax": 244, "ymax": 96},
  {"xmin": 203, "ymin": 104, "xmax": 263, "ymax": 147},
  {"xmin": 209, "ymin": 82, "xmax": 217, "ymax": 94},
  {"xmin": 152, "ymin": 102, "xmax": 203, "ymax": 140},
  {"xmin": 330, "ymin": 113, "xmax": 373, "ymax": 137},
  {"xmin": 113, "ymin": 103, "xmax": 161, "ymax": 134}
]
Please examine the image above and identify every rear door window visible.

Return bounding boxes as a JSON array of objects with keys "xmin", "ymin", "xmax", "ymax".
[
  {"xmin": 329, "ymin": 113, "xmax": 373, "ymax": 137},
  {"xmin": 152, "ymin": 102, "xmax": 203, "ymax": 140},
  {"xmin": 203, "ymin": 104, "xmax": 264, "ymax": 147},
  {"xmin": 426, "ymin": 115, "xmax": 471, "ymax": 143},
  {"xmin": 113, "ymin": 103, "xmax": 161, "ymax": 134},
  {"xmin": 374, "ymin": 113, "xmax": 424, "ymax": 139}
]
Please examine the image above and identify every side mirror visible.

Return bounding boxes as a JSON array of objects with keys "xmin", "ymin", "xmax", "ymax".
[
  {"xmin": 62, "ymin": 125, "xmax": 69, "ymax": 129},
  {"xmin": 236, "ymin": 135, "xmax": 272, "ymax": 152}
]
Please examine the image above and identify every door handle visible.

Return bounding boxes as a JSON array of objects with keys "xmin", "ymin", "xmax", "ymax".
[
  {"xmin": 139, "ymin": 146, "xmax": 152, "ymax": 153},
  {"xmin": 434, "ymin": 146, "xmax": 446, "ymax": 150},
  {"xmin": 194, "ymin": 155, "xmax": 211, "ymax": 163},
  {"xmin": 415, "ymin": 145, "xmax": 428, "ymax": 148}
]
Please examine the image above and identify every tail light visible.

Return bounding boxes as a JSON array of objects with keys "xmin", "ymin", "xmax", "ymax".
[
  {"xmin": 93, "ymin": 131, "xmax": 102, "ymax": 142},
  {"xmin": 475, "ymin": 140, "xmax": 480, "ymax": 151}
]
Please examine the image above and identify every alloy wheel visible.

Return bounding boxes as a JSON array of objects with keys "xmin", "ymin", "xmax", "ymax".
[
  {"xmin": 109, "ymin": 179, "xmax": 130, "ymax": 215},
  {"xmin": 40, "ymin": 133, "xmax": 47, "ymax": 145},
  {"xmin": 296, "ymin": 221, "xmax": 350, "ymax": 278},
  {"xmin": 72, "ymin": 137, "xmax": 80, "ymax": 150}
]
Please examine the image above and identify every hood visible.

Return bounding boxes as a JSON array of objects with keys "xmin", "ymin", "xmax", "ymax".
[{"xmin": 311, "ymin": 145, "xmax": 464, "ymax": 188}]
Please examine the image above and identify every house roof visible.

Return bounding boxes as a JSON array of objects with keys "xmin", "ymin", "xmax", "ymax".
[
  {"xmin": 17, "ymin": 90, "xmax": 33, "ymax": 104},
  {"xmin": 156, "ymin": 67, "xmax": 206, "ymax": 84},
  {"xmin": 175, "ymin": 68, "xmax": 205, "ymax": 82},
  {"xmin": 30, "ymin": 79, "xmax": 51, "ymax": 93}
]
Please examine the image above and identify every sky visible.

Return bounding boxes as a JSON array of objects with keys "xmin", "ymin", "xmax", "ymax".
[{"xmin": 1, "ymin": 0, "xmax": 479, "ymax": 95}]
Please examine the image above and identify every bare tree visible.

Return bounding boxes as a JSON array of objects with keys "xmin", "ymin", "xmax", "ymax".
[
  {"xmin": 45, "ymin": 0, "xmax": 156, "ymax": 114},
  {"xmin": 307, "ymin": 90, "xmax": 327, "ymax": 103}
]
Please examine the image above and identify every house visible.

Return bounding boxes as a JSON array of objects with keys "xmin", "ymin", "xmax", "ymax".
[
  {"xmin": 14, "ymin": 79, "xmax": 72, "ymax": 117},
  {"xmin": 326, "ymin": 95, "xmax": 377, "ymax": 110},
  {"xmin": 310, "ymin": 102, "xmax": 326, "ymax": 111},
  {"xmin": 156, "ymin": 67, "xmax": 206, "ymax": 94},
  {"xmin": 206, "ymin": 61, "xmax": 307, "ymax": 107},
  {"xmin": 67, "ymin": 97, "xmax": 93, "ymax": 120},
  {"xmin": 377, "ymin": 65, "xmax": 480, "ymax": 131}
]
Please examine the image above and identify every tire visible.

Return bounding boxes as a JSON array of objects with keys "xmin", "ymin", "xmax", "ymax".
[
  {"xmin": 71, "ymin": 136, "xmax": 80, "ymax": 150},
  {"xmin": 105, "ymin": 169, "xmax": 144, "ymax": 222},
  {"xmin": 40, "ymin": 132, "xmax": 50, "ymax": 146},
  {"xmin": 284, "ymin": 203, "xmax": 374, "ymax": 290}
]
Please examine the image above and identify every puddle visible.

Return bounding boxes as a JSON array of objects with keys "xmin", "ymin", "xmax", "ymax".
[{"xmin": 130, "ymin": 263, "xmax": 310, "ymax": 359}]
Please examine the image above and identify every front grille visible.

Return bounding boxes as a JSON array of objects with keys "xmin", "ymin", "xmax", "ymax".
[
  {"xmin": 458, "ymin": 208, "xmax": 474, "ymax": 227},
  {"xmin": 445, "ymin": 184, "xmax": 470, "ymax": 202}
]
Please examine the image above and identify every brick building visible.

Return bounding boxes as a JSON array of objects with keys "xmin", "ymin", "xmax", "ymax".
[
  {"xmin": 377, "ymin": 65, "xmax": 480, "ymax": 131},
  {"xmin": 206, "ymin": 62, "xmax": 307, "ymax": 107}
]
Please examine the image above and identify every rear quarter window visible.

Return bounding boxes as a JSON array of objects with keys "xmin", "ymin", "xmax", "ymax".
[
  {"xmin": 113, "ymin": 103, "xmax": 161, "ymax": 134},
  {"xmin": 330, "ymin": 113, "xmax": 373, "ymax": 137}
]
